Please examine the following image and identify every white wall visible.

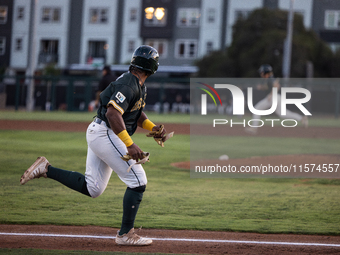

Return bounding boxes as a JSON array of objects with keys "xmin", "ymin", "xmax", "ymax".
[
  {"xmin": 35, "ymin": 0, "xmax": 70, "ymax": 68},
  {"xmin": 198, "ymin": 0, "xmax": 223, "ymax": 58},
  {"xmin": 80, "ymin": 0, "xmax": 118, "ymax": 65},
  {"xmin": 120, "ymin": 0, "xmax": 142, "ymax": 64},
  {"xmin": 10, "ymin": 0, "xmax": 31, "ymax": 68},
  {"xmin": 11, "ymin": 0, "xmax": 70, "ymax": 69}
]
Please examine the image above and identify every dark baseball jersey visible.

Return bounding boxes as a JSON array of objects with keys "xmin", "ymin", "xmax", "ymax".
[{"xmin": 96, "ymin": 72, "xmax": 147, "ymax": 135}]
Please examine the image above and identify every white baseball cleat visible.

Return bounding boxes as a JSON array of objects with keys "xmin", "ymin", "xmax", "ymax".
[
  {"xmin": 20, "ymin": 157, "xmax": 50, "ymax": 185},
  {"xmin": 301, "ymin": 116, "xmax": 309, "ymax": 128},
  {"xmin": 115, "ymin": 228, "xmax": 152, "ymax": 246}
]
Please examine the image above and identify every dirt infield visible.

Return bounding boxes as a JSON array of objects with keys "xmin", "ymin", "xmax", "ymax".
[
  {"xmin": 1, "ymin": 119, "xmax": 340, "ymax": 254},
  {"xmin": 1, "ymin": 224, "xmax": 340, "ymax": 254}
]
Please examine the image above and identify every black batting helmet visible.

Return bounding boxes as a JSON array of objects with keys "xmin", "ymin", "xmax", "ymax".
[
  {"xmin": 258, "ymin": 64, "xmax": 273, "ymax": 75},
  {"xmin": 130, "ymin": 45, "xmax": 159, "ymax": 74}
]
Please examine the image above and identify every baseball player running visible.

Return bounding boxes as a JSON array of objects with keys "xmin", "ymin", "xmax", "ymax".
[
  {"xmin": 20, "ymin": 45, "xmax": 167, "ymax": 246},
  {"xmin": 245, "ymin": 64, "xmax": 308, "ymax": 134}
]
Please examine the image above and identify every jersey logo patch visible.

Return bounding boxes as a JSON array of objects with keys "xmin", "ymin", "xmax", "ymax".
[
  {"xmin": 115, "ymin": 92, "xmax": 126, "ymax": 103},
  {"xmin": 131, "ymin": 98, "xmax": 145, "ymax": 112}
]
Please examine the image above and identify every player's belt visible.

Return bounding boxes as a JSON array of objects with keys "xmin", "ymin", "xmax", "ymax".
[{"xmin": 94, "ymin": 117, "xmax": 104, "ymax": 125}]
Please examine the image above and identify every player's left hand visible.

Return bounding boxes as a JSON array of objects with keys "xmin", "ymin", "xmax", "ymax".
[
  {"xmin": 151, "ymin": 125, "xmax": 167, "ymax": 138},
  {"xmin": 147, "ymin": 124, "xmax": 174, "ymax": 147}
]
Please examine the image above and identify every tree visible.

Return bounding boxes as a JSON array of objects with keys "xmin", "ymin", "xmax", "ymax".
[{"xmin": 196, "ymin": 8, "xmax": 334, "ymax": 77}]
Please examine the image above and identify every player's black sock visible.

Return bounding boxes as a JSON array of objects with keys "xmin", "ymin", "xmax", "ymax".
[
  {"xmin": 119, "ymin": 186, "xmax": 145, "ymax": 235},
  {"xmin": 46, "ymin": 165, "xmax": 91, "ymax": 197}
]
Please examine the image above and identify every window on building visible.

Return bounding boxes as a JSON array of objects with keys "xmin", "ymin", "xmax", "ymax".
[
  {"xmin": 40, "ymin": 40, "xmax": 59, "ymax": 55},
  {"xmin": 175, "ymin": 40, "xmax": 197, "ymax": 59},
  {"xmin": 87, "ymin": 41, "xmax": 106, "ymax": 64},
  {"xmin": 207, "ymin": 9, "xmax": 215, "ymax": 23},
  {"xmin": 0, "ymin": 6, "xmax": 8, "ymax": 24},
  {"xmin": 144, "ymin": 7, "xmax": 167, "ymax": 26},
  {"xmin": 128, "ymin": 40, "xmax": 135, "ymax": 53},
  {"xmin": 145, "ymin": 39, "xmax": 168, "ymax": 57},
  {"xmin": 206, "ymin": 41, "xmax": 213, "ymax": 54},
  {"xmin": 15, "ymin": 38, "xmax": 23, "ymax": 51},
  {"xmin": 42, "ymin": 7, "xmax": 61, "ymax": 23},
  {"xmin": 89, "ymin": 8, "xmax": 108, "ymax": 24},
  {"xmin": 235, "ymin": 10, "xmax": 251, "ymax": 22},
  {"xmin": 325, "ymin": 10, "xmax": 340, "ymax": 29},
  {"xmin": 130, "ymin": 8, "xmax": 137, "ymax": 22},
  {"xmin": 177, "ymin": 8, "xmax": 200, "ymax": 27},
  {"xmin": 17, "ymin": 6, "xmax": 25, "ymax": 20},
  {"xmin": 39, "ymin": 40, "xmax": 59, "ymax": 64}
]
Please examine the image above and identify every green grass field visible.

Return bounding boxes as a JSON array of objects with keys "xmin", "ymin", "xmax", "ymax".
[
  {"xmin": 191, "ymin": 135, "xmax": 340, "ymax": 160},
  {"xmin": 0, "ymin": 111, "xmax": 340, "ymax": 246}
]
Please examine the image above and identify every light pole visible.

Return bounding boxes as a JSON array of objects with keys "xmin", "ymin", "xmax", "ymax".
[
  {"xmin": 282, "ymin": 0, "xmax": 294, "ymax": 79},
  {"xmin": 26, "ymin": 0, "xmax": 38, "ymax": 112}
]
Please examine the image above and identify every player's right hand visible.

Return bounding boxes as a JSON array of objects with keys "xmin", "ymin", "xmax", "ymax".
[{"xmin": 127, "ymin": 143, "xmax": 144, "ymax": 162}]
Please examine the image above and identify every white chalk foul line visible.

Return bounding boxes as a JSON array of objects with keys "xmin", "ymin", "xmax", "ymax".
[{"xmin": 1, "ymin": 232, "xmax": 340, "ymax": 247}]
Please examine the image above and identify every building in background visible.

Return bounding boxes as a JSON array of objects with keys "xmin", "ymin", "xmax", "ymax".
[
  {"xmin": 0, "ymin": 0, "xmax": 340, "ymax": 74},
  {"xmin": 0, "ymin": 0, "xmax": 13, "ymax": 69},
  {"xmin": 312, "ymin": 0, "xmax": 340, "ymax": 52}
]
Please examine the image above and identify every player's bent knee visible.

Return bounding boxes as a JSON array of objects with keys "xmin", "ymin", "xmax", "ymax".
[
  {"xmin": 88, "ymin": 189, "xmax": 104, "ymax": 198},
  {"xmin": 87, "ymin": 184, "xmax": 106, "ymax": 198}
]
